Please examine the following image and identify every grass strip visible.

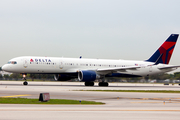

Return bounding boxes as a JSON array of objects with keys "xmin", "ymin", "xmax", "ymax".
[
  {"xmin": 78, "ymin": 90, "xmax": 180, "ymax": 93},
  {"xmin": 0, "ymin": 98, "xmax": 104, "ymax": 104}
]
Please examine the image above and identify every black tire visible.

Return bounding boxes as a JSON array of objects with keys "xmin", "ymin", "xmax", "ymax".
[
  {"xmin": 99, "ymin": 82, "xmax": 102, "ymax": 86},
  {"xmin": 85, "ymin": 82, "xmax": 89, "ymax": 86},
  {"xmin": 99, "ymin": 82, "xmax": 108, "ymax": 87},
  {"xmin": 85, "ymin": 82, "xmax": 94, "ymax": 86},
  {"xmin": 90, "ymin": 82, "xmax": 94, "ymax": 86},
  {"xmin": 23, "ymin": 81, "xmax": 28, "ymax": 85},
  {"xmin": 105, "ymin": 82, "xmax": 108, "ymax": 86}
]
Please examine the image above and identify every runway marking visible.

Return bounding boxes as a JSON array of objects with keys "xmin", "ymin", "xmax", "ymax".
[
  {"xmin": 131, "ymin": 102, "xmax": 180, "ymax": 103},
  {"xmin": 0, "ymin": 109, "xmax": 180, "ymax": 112},
  {"xmin": 132, "ymin": 98, "xmax": 180, "ymax": 100},
  {"xmin": 0, "ymin": 94, "xmax": 31, "ymax": 98}
]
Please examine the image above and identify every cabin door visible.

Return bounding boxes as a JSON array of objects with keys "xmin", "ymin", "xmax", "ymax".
[
  {"xmin": 59, "ymin": 61, "xmax": 64, "ymax": 69},
  {"xmin": 23, "ymin": 59, "xmax": 28, "ymax": 68}
]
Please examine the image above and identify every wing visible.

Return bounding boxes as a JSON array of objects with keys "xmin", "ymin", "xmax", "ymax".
[{"xmin": 97, "ymin": 66, "xmax": 141, "ymax": 72}]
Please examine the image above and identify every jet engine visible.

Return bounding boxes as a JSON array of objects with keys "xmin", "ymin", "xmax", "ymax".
[{"xmin": 78, "ymin": 70, "xmax": 99, "ymax": 82}]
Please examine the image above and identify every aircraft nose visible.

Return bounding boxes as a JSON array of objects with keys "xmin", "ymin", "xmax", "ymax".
[{"xmin": 2, "ymin": 64, "xmax": 8, "ymax": 71}]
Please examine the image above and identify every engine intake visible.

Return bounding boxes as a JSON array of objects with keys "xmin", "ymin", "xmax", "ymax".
[{"xmin": 78, "ymin": 70, "xmax": 97, "ymax": 82}]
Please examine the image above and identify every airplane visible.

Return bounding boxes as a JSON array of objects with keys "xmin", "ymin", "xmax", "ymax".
[{"xmin": 2, "ymin": 34, "xmax": 180, "ymax": 86}]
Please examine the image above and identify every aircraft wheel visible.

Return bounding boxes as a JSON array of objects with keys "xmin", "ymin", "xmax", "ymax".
[
  {"xmin": 23, "ymin": 81, "xmax": 28, "ymax": 85},
  {"xmin": 85, "ymin": 82, "xmax": 89, "ymax": 86},
  {"xmin": 85, "ymin": 82, "xmax": 94, "ymax": 86},
  {"xmin": 99, "ymin": 82, "xmax": 102, "ymax": 86},
  {"xmin": 90, "ymin": 82, "xmax": 94, "ymax": 86},
  {"xmin": 105, "ymin": 82, "xmax": 108, "ymax": 86},
  {"xmin": 99, "ymin": 82, "xmax": 108, "ymax": 87}
]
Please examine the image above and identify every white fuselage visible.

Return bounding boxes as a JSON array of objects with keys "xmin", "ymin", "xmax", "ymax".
[{"xmin": 2, "ymin": 56, "xmax": 175, "ymax": 77}]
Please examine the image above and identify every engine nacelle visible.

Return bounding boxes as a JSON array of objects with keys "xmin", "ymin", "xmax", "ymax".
[
  {"xmin": 78, "ymin": 70, "xmax": 97, "ymax": 82},
  {"xmin": 54, "ymin": 74, "xmax": 71, "ymax": 81}
]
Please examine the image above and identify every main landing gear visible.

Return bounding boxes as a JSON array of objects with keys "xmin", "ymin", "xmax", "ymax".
[
  {"xmin": 99, "ymin": 82, "xmax": 108, "ymax": 86},
  {"xmin": 85, "ymin": 81, "xmax": 94, "ymax": 86},
  {"xmin": 84, "ymin": 81, "xmax": 109, "ymax": 86},
  {"xmin": 22, "ymin": 74, "xmax": 28, "ymax": 85}
]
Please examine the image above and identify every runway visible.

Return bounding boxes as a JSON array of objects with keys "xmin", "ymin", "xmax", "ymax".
[{"xmin": 0, "ymin": 81, "xmax": 180, "ymax": 120}]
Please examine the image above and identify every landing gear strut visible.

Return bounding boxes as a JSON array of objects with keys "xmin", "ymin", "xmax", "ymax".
[
  {"xmin": 22, "ymin": 74, "xmax": 28, "ymax": 85},
  {"xmin": 85, "ymin": 82, "xmax": 94, "ymax": 86}
]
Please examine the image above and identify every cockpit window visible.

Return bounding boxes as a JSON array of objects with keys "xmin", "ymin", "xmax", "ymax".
[{"xmin": 7, "ymin": 61, "xmax": 17, "ymax": 64}]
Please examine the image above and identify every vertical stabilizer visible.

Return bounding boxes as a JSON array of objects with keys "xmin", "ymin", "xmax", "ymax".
[{"xmin": 147, "ymin": 34, "xmax": 179, "ymax": 64}]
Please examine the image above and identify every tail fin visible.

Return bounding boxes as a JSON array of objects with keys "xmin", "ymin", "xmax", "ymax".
[{"xmin": 146, "ymin": 34, "xmax": 179, "ymax": 64}]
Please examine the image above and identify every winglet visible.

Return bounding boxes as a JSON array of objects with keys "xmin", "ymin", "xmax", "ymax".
[{"xmin": 146, "ymin": 34, "xmax": 179, "ymax": 64}]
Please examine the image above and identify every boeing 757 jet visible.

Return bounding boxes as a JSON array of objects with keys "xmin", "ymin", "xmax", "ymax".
[{"xmin": 2, "ymin": 34, "xmax": 180, "ymax": 86}]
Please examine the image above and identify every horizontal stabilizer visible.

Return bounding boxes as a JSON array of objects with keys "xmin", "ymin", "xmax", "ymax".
[{"xmin": 158, "ymin": 65, "xmax": 180, "ymax": 70}]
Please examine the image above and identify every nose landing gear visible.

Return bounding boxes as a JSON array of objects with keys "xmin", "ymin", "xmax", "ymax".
[{"xmin": 22, "ymin": 74, "xmax": 28, "ymax": 85}]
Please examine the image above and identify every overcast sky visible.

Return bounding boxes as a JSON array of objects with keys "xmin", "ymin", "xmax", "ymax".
[{"xmin": 1, "ymin": 0, "xmax": 180, "ymax": 67}]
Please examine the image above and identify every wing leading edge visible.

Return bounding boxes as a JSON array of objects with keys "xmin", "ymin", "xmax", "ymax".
[{"xmin": 97, "ymin": 66, "xmax": 141, "ymax": 72}]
